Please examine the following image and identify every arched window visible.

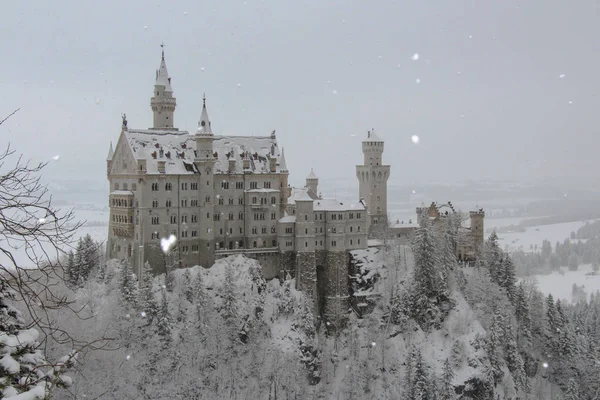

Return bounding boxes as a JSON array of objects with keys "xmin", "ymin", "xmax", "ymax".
[
  {"xmin": 253, "ymin": 241, "xmax": 257, "ymax": 248},
  {"xmin": 252, "ymin": 197, "xmax": 257, "ymax": 204},
  {"xmin": 271, "ymin": 196, "xmax": 276, "ymax": 204}
]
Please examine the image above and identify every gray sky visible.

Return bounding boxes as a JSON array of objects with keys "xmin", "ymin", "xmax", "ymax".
[{"xmin": 1, "ymin": 0, "xmax": 599, "ymax": 190}]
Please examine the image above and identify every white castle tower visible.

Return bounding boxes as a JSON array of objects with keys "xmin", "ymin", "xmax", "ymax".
[
  {"xmin": 356, "ymin": 129, "xmax": 390, "ymax": 233},
  {"xmin": 150, "ymin": 44, "xmax": 177, "ymax": 129}
]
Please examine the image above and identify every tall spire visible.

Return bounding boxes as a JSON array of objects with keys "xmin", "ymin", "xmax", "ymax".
[
  {"xmin": 197, "ymin": 93, "xmax": 212, "ymax": 135},
  {"xmin": 155, "ymin": 43, "xmax": 172, "ymax": 92},
  {"xmin": 150, "ymin": 44, "xmax": 177, "ymax": 129},
  {"xmin": 279, "ymin": 147, "xmax": 288, "ymax": 172},
  {"xmin": 106, "ymin": 142, "xmax": 114, "ymax": 161}
]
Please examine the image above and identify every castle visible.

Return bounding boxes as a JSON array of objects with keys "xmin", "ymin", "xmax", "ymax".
[{"xmin": 106, "ymin": 49, "xmax": 393, "ymax": 319}]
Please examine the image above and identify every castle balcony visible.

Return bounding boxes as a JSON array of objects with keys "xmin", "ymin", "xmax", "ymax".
[
  {"xmin": 110, "ymin": 191, "xmax": 134, "ymax": 208},
  {"xmin": 215, "ymin": 247, "xmax": 280, "ymax": 257},
  {"xmin": 110, "ymin": 222, "xmax": 134, "ymax": 238},
  {"xmin": 150, "ymin": 97, "xmax": 176, "ymax": 106}
]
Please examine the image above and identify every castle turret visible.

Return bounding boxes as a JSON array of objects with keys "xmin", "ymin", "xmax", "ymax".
[
  {"xmin": 356, "ymin": 129, "xmax": 390, "ymax": 234},
  {"xmin": 106, "ymin": 141, "xmax": 114, "ymax": 175},
  {"xmin": 306, "ymin": 169, "xmax": 318, "ymax": 197},
  {"xmin": 294, "ymin": 191, "xmax": 317, "ymax": 313},
  {"xmin": 150, "ymin": 45, "xmax": 177, "ymax": 129},
  {"xmin": 470, "ymin": 209, "xmax": 485, "ymax": 258},
  {"xmin": 193, "ymin": 94, "xmax": 216, "ymax": 267}
]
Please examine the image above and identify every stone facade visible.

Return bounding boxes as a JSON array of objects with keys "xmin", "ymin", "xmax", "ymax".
[{"xmin": 106, "ymin": 49, "xmax": 385, "ymax": 322}]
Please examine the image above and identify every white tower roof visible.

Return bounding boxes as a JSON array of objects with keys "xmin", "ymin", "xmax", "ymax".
[
  {"xmin": 279, "ymin": 147, "xmax": 288, "ymax": 172},
  {"xmin": 106, "ymin": 141, "xmax": 114, "ymax": 161},
  {"xmin": 197, "ymin": 94, "xmax": 212, "ymax": 134},
  {"xmin": 306, "ymin": 168, "xmax": 318, "ymax": 180},
  {"xmin": 155, "ymin": 46, "xmax": 173, "ymax": 92},
  {"xmin": 364, "ymin": 129, "xmax": 383, "ymax": 142}
]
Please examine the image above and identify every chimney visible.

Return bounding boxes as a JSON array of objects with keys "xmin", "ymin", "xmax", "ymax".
[
  {"xmin": 243, "ymin": 152, "xmax": 250, "ymax": 170},
  {"xmin": 269, "ymin": 156, "xmax": 276, "ymax": 172},
  {"xmin": 158, "ymin": 160, "xmax": 166, "ymax": 174}
]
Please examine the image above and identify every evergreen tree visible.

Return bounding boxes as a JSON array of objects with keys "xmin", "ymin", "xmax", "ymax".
[
  {"xmin": 156, "ymin": 288, "xmax": 172, "ymax": 344},
  {"xmin": 119, "ymin": 259, "xmax": 138, "ymax": 305},
  {"xmin": 503, "ymin": 322, "xmax": 529, "ymax": 393},
  {"xmin": 404, "ymin": 346, "xmax": 418, "ymax": 399},
  {"xmin": 412, "ymin": 350, "xmax": 431, "ymax": 400},
  {"xmin": 0, "ymin": 279, "xmax": 76, "ymax": 397},
  {"xmin": 499, "ymin": 256, "xmax": 516, "ymax": 302},
  {"xmin": 484, "ymin": 232, "xmax": 503, "ymax": 283},
  {"xmin": 81, "ymin": 234, "xmax": 99, "ymax": 280},
  {"xmin": 181, "ymin": 269, "xmax": 193, "ymax": 303},
  {"xmin": 66, "ymin": 250, "xmax": 77, "ymax": 286},
  {"xmin": 514, "ymin": 283, "xmax": 532, "ymax": 339},
  {"xmin": 164, "ymin": 265, "xmax": 175, "ymax": 293},
  {"xmin": 221, "ymin": 263, "xmax": 238, "ymax": 343},
  {"xmin": 438, "ymin": 357, "xmax": 455, "ymax": 400},
  {"xmin": 487, "ymin": 307, "xmax": 505, "ymax": 385},
  {"xmin": 565, "ymin": 378, "xmax": 580, "ymax": 400},
  {"xmin": 138, "ymin": 261, "xmax": 159, "ymax": 324},
  {"xmin": 74, "ymin": 238, "xmax": 85, "ymax": 286},
  {"xmin": 450, "ymin": 340, "xmax": 464, "ymax": 369},
  {"xmin": 410, "ymin": 213, "xmax": 451, "ymax": 330}
]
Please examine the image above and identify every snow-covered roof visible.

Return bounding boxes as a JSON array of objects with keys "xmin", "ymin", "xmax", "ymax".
[
  {"xmin": 279, "ymin": 215, "xmax": 296, "ymax": 223},
  {"xmin": 279, "ymin": 147, "xmax": 288, "ymax": 172},
  {"xmin": 246, "ymin": 188, "xmax": 279, "ymax": 193},
  {"xmin": 111, "ymin": 190, "xmax": 134, "ymax": 196},
  {"xmin": 155, "ymin": 51, "xmax": 173, "ymax": 92},
  {"xmin": 122, "ymin": 129, "xmax": 287, "ymax": 175},
  {"xmin": 391, "ymin": 220, "xmax": 419, "ymax": 229},
  {"xmin": 313, "ymin": 199, "xmax": 365, "ymax": 211},
  {"xmin": 287, "ymin": 187, "xmax": 318, "ymax": 204},
  {"xmin": 364, "ymin": 129, "xmax": 383, "ymax": 142},
  {"xmin": 306, "ymin": 169, "xmax": 318, "ymax": 180}
]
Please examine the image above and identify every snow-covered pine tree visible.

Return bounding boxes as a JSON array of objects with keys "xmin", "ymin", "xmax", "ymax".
[
  {"xmin": 565, "ymin": 377, "xmax": 581, "ymax": 400},
  {"xmin": 514, "ymin": 283, "xmax": 532, "ymax": 341},
  {"xmin": 487, "ymin": 307, "xmax": 505, "ymax": 385},
  {"xmin": 81, "ymin": 233, "xmax": 98, "ymax": 281},
  {"xmin": 412, "ymin": 349, "xmax": 432, "ymax": 400},
  {"xmin": 484, "ymin": 232, "xmax": 503, "ymax": 284},
  {"xmin": 156, "ymin": 288, "xmax": 172, "ymax": 344},
  {"xmin": 0, "ymin": 278, "xmax": 76, "ymax": 397},
  {"xmin": 404, "ymin": 345, "xmax": 418, "ymax": 399},
  {"xmin": 503, "ymin": 321, "xmax": 529, "ymax": 393},
  {"xmin": 164, "ymin": 265, "xmax": 175, "ymax": 293},
  {"xmin": 66, "ymin": 250, "xmax": 77, "ymax": 287},
  {"xmin": 138, "ymin": 261, "xmax": 158, "ymax": 324},
  {"xmin": 181, "ymin": 269, "xmax": 193, "ymax": 303},
  {"xmin": 499, "ymin": 256, "xmax": 516, "ymax": 302},
  {"xmin": 410, "ymin": 211, "xmax": 451, "ymax": 330},
  {"xmin": 119, "ymin": 259, "xmax": 138, "ymax": 305},
  {"xmin": 74, "ymin": 238, "xmax": 85, "ymax": 286},
  {"xmin": 221, "ymin": 263, "xmax": 238, "ymax": 329},
  {"xmin": 438, "ymin": 357, "xmax": 455, "ymax": 400},
  {"xmin": 450, "ymin": 340, "xmax": 464, "ymax": 369}
]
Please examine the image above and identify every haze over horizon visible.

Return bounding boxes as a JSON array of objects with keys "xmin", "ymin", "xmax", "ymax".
[{"xmin": 1, "ymin": 0, "xmax": 599, "ymax": 190}]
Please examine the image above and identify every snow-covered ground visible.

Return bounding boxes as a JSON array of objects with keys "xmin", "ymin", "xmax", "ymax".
[
  {"xmin": 496, "ymin": 220, "xmax": 594, "ymax": 253},
  {"xmin": 525, "ymin": 265, "xmax": 600, "ymax": 303}
]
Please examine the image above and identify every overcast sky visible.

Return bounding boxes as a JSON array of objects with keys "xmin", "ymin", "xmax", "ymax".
[{"xmin": 1, "ymin": 0, "xmax": 599, "ymax": 190}]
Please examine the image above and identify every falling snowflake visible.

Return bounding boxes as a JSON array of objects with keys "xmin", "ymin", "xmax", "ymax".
[
  {"xmin": 95, "ymin": 98, "xmax": 100, "ymax": 105},
  {"xmin": 460, "ymin": 114, "xmax": 465, "ymax": 118},
  {"xmin": 378, "ymin": 55, "xmax": 382, "ymax": 60},
  {"xmin": 38, "ymin": 217, "xmax": 47, "ymax": 224},
  {"xmin": 412, "ymin": 190, "xmax": 416, "ymax": 194},
  {"xmin": 125, "ymin": 314, "xmax": 130, "ymax": 318},
  {"xmin": 342, "ymin": 19, "xmax": 346, "ymax": 24},
  {"xmin": 371, "ymin": 342, "xmax": 376, "ymax": 348},
  {"xmin": 201, "ymin": 67, "xmax": 205, "ymax": 72},
  {"xmin": 559, "ymin": 73, "xmax": 566, "ymax": 79},
  {"xmin": 411, "ymin": 53, "xmax": 419, "ymax": 61},
  {"xmin": 160, "ymin": 234, "xmax": 177, "ymax": 253},
  {"xmin": 237, "ymin": 83, "xmax": 242, "ymax": 88},
  {"xmin": 350, "ymin": 134, "xmax": 357, "ymax": 137},
  {"xmin": 468, "ymin": 35, "xmax": 472, "ymax": 39},
  {"xmin": 415, "ymin": 78, "xmax": 421, "ymax": 84},
  {"xmin": 126, "ymin": 355, "xmax": 131, "ymax": 360},
  {"xmin": 140, "ymin": 311, "xmax": 147, "ymax": 318},
  {"xmin": 332, "ymin": 89, "xmax": 338, "ymax": 95},
  {"xmin": 52, "ymin": 155, "xmax": 60, "ymax": 161},
  {"xmin": 144, "ymin": 25, "xmax": 148, "ymax": 30},
  {"xmin": 568, "ymin": 100, "xmax": 573, "ymax": 105},
  {"xmin": 183, "ymin": 11, "xmax": 188, "ymax": 15},
  {"xmin": 542, "ymin": 362, "xmax": 549, "ymax": 368},
  {"xmin": 24, "ymin": 80, "xmax": 28, "ymax": 84},
  {"xmin": 49, "ymin": 80, "xmax": 55, "ymax": 84},
  {"xmin": 411, "ymin": 135, "xmax": 420, "ymax": 144},
  {"xmin": 457, "ymin": 71, "xmax": 461, "ymax": 75}
]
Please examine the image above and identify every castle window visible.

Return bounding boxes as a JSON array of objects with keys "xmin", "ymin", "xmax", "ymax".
[
  {"xmin": 315, "ymin": 241, "xmax": 318, "ymax": 246},
  {"xmin": 338, "ymin": 214, "xmax": 343, "ymax": 220},
  {"xmin": 220, "ymin": 228, "xmax": 223, "ymax": 235},
  {"xmin": 214, "ymin": 213, "xmax": 221, "ymax": 221},
  {"xmin": 332, "ymin": 227, "xmax": 337, "ymax": 234},
  {"xmin": 305, "ymin": 229, "xmax": 308, "ymax": 234},
  {"xmin": 272, "ymin": 240, "xmax": 277, "ymax": 247},
  {"xmin": 219, "ymin": 198, "xmax": 224, "ymax": 205},
  {"xmin": 262, "ymin": 227, "xmax": 267, "ymax": 234},
  {"xmin": 285, "ymin": 227, "xmax": 293, "ymax": 234},
  {"xmin": 181, "ymin": 199, "xmax": 188, "ymax": 207},
  {"xmin": 191, "ymin": 182, "xmax": 198, "ymax": 190},
  {"xmin": 236, "ymin": 182, "xmax": 244, "ymax": 189},
  {"xmin": 240, "ymin": 227, "xmax": 243, "ymax": 234},
  {"xmin": 350, "ymin": 239, "xmax": 353, "ymax": 245},
  {"xmin": 152, "ymin": 200, "xmax": 158, "ymax": 208},
  {"xmin": 320, "ymin": 240, "xmax": 323, "ymax": 245},
  {"xmin": 114, "ymin": 183, "xmax": 119, "ymax": 190},
  {"xmin": 122, "ymin": 183, "xmax": 128, "ymax": 190},
  {"xmin": 332, "ymin": 241, "xmax": 337, "ymax": 247},
  {"xmin": 181, "ymin": 214, "xmax": 187, "ymax": 223},
  {"xmin": 320, "ymin": 214, "xmax": 323, "ymax": 220},
  {"xmin": 228, "ymin": 213, "xmax": 234, "ymax": 220},
  {"xmin": 357, "ymin": 226, "xmax": 361, "ymax": 232},
  {"xmin": 252, "ymin": 197, "xmax": 257, "ymax": 204},
  {"xmin": 207, "ymin": 213, "xmax": 210, "ymax": 219},
  {"xmin": 252, "ymin": 227, "xmax": 257, "ymax": 234},
  {"xmin": 271, "ymin": 212, "xmax": 276, "ymax": 220},
  {"xmin": 165, "ymin": 183, "xmax": 172, "ymax": 190},
  {"xmin": 305, "ymin": 242, "xmax": 308, "ymax": 248},
  {"xmin": 250, "ymin": 182, "xmax": 258, "ymax": 189},
  {"xmin": 205, "ymin": 195, "xmax": 210, "ymax": 203},
  {"xmin": 229, "ymin": 198, "xmax": 234, "ymax": 205},
  {"xmin": 165, "ymin": 199, "xmax": 172, "ymax": 207},
  {"xmin": 181, "ymin": 182, "xmax": 188, "ymax": 190},
  {"xmin": 192, "ymin": 230, "xmax": 197, "ymax": 237},
  {"xmin": 170, "ymin": 215, "xmax": 177, "ymax": 224},
  {"xmin": 238, "ymin": 197, "xmax": 243, "ymax": 205},
  {"xmin": 264, "ymin": 181, "xmax": 271, "ymax": 189},
  {"xmin": 271, "ymin": 196, "xmax": 276, "ymax": 204},
  {"xmin": 304, "ymin": 215, "xmax": 307, "ymax": 221},
  {"xmin": 191, "ymin": 198, "xmax": 198, "ymax": 207},
  {"xmin": 349, "ymin": 213, "xmax": 354, "ymax": 219},
  {"xmin": 271, "ymin": 226, "xmax": 276, "ymax": 233},
  {"xmin": 320, "ymin": 227, "xmax": 323, "ymax": 233},
  {"xmin": 253, "ymin": 241, "xmax": 257, "ymax": 248},
  {"xmin": 239, "ymin": 212, "xmax": 244, "ymax": 220},
  {"xmin": 350, "ymin": 226, "xmax": 353, "ymax": 233},
  {"xmin": 151, "ymin": 216, "xmax": 159, "ymax": 225},
  {"xmin": 332, "ymin": 214, "xmax": 337, "ymax": 220},
  {"xmin": 221, "ymin": 181, "xmax": 230, "ymax": 190},
  {"xmin": 357, "ymin": 213, "xmax": 361, "ymax": 219}
]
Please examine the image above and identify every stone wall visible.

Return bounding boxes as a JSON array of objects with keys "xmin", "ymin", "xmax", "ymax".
[
  {"xmin": 323, "ymin": 251, "xmax": 350, "ymax": 323},
  {"xmin": 280, "ymin": 251, "xmax": 296, "ymax": 279},
  {"xmin": 296, "ymin": 252, "xmax": 317, "ymax": 312}
]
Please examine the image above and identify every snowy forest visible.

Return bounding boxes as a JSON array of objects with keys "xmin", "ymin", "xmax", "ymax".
[{"xmin": 1, "ymin": 138, "xmax": 599, "ymax": 399}]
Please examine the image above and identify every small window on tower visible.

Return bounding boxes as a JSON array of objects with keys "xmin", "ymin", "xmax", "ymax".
[{"xmin": 201, "ymin": 121, "xmax": 206, "ymax": 126}]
